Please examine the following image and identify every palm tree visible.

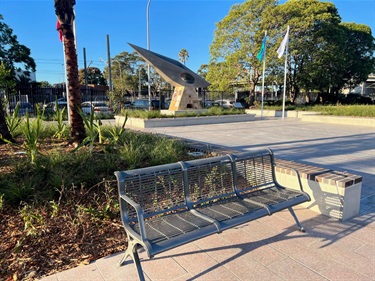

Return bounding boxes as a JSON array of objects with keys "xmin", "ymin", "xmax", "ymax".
[
  {"xmin": 54, "ymin": 0, "xmax": 85, "ymax": 143},
  {"xmin": 178, "ymin": 49, "xmax": 189, "ymax": 65}
]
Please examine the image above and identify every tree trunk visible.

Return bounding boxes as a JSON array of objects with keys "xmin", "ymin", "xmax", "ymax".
[
  {"xmin": 63, "ymin": 32, "xmax": 85, "ymax": 143},
  {"xmin": 55, "ymin": 0, "xmax": 86, "ymax": 144},
  {"xmin": 0, "ymin": 98, "xmax": 12, "ymax": 144}
]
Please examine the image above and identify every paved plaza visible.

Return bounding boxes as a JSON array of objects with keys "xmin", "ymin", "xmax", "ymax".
[{"xmin": 42, "ymin": 118, "xmax": 375, "ymax": 281}]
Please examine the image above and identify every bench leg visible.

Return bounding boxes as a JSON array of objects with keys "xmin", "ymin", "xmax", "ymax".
[
  {"xmin": 288, "ymin": 207, "xmax": 305, "ymax": 232},
  {"xmin": 119, "ymin": 237, "xmax": 146, "ymax": 281}
]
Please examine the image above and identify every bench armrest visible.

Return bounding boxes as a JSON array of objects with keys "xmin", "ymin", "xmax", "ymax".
[
  {"xmin": 274, "ymin": 164, "xmax": 305, "ymax": 193},
  {"xmin": 120, "ymin": 194, "xmax": 148, "ymax": 242}
]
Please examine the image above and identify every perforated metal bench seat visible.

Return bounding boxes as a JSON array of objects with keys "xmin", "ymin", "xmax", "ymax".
[{"xmin": 114, "ymin": 148, "xmax": 310, "ymax": 281}]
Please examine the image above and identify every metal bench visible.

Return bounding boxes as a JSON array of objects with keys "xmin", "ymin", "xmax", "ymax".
[{"xmin": 114, "ymin": 148, "xmax": 310, "ymax": 280}]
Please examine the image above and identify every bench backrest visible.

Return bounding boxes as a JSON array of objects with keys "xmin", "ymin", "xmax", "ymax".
[
  {"xmin": 231, "ymin": 149, "xmax": 276, "ymax": 194},
  {"xmin": 115, "ymin": 163, "xmax": 187, "ymax": 221},
  {"xmin": 180, "ymin": 155, "xmax": 235, "ymax": 207},
  {"xmin": 115, "ymin": 149, "xmax": 276, "ymax": 221}
]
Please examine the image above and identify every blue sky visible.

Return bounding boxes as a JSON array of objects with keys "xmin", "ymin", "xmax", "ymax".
[{"xmin": 1, "ymin": 0, "xmax": 374, "ymax": 84}]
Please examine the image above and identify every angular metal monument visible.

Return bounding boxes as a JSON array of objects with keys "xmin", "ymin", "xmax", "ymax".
[{"xmin": 129, "ymin": 43, "xmax": 210, "ymax": 111}]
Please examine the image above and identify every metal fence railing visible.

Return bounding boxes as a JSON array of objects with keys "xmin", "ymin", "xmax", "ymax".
[
  {"xmin": 0, "ymin": 85, "xmax": 109, "ymax": 115},
  {"xmin": 1, "ymin": 85, "xmax": 262, "ymax": 114}
]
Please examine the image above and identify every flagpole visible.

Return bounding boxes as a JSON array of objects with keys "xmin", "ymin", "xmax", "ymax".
[
  {"xmin": 261, "ymin": 31, "xmax": 267, "ymax": 118},
  {"xmin": 282, "ymin": 26, "xmax": 289, "ymax": 120}
]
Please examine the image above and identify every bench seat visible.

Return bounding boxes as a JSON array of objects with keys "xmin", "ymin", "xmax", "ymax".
[{"xmin": 115, "ymin": 148, "xmax": 310, "ymax": 281}]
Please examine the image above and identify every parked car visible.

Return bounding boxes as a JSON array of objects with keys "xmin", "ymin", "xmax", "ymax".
[
  {"xmin": 130, "ymin": 99, "xmax": 160, "ymax": 110},
  {"xmin": 163, "ymin": 98, "xmax": 171, "ymax": 109},
  {"xmin": 215, "ymin": 99, "xmax": 244, "ymax": 109},
  {"xmin": 202, "ymin": 100, "xmax": 220, "ymax": 108},
  {"xmin": 81, "ymin": 101, "xmax": 113, "ymax": 116},
  {"xmin": 43, "ymin": 97, "xmax": 68, "ymax": 113},
  {"xmin": 123, "ymin": 101, "xmax": 133, "ymax": 108},
  {"xmin": 7, "ymin": 102, "xmax": 34, "ymax": 116}
]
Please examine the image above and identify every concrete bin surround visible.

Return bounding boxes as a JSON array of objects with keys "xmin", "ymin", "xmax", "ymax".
[{"xmin": 274, "ymin": 159, "xmax": 362, "ymax": 221}]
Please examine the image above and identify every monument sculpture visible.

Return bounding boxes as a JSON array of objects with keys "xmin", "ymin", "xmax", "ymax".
[{"xmin": 129, "ymin": 43, "xmax": 210, "ymax": 111}]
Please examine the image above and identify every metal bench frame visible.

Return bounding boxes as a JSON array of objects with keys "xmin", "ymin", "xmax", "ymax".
[{"xmin": 114, "ymin": 148, "xmax": 310, "ymax": 280}]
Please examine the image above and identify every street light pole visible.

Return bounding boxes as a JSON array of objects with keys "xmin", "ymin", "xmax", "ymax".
[
  {"xmin": 113, "ymin": 60, "xmax": 122, "ymax": 94},
  {"xmin": 146, "ymin": 0, "xmax": 152, "ymax": 110}
]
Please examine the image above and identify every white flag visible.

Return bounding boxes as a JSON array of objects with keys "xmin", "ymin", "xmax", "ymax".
[{"xmin": 277, "ymin": 26, "xmax": 289, "ymax": 59}]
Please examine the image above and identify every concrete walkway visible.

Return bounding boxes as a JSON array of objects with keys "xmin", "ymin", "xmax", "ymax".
[{"xmin": 41, "ymin": 118, "xmax": 375, "ymax": 281}]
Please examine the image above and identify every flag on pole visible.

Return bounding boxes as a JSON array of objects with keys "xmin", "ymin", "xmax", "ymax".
[
  {"xmin": 256, "ymin": 35, "xmax": 267, "ymax": 62},
  {"xmin": 277, "ymin": 26, "xmax": 289, "ymax": 59},
  {"xmin": 56, "ymin": 20, "xmax": 63, "ymax": 42}
]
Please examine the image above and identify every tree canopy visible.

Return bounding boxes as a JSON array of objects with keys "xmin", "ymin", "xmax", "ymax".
[
  {"xmin": 208, "ymin": 0, "xmax": 277, "ymax": 102},
  {"xmin": 0, "ymin": 14, "xmax": 36, "ymax": 143},
  {"xmin": 0, "ymin": 14, "xmax": 36, "ymax": 82},
  {"xmin": 78, "ymin": 66, "xmax": 106, "ymax": 86},
  {"xmin": 206, "ymin": 0, "xmax": 375, "ymax": 104}
]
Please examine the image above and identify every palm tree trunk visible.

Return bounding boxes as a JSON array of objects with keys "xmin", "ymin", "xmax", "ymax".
[
  {"xmin": 63, "ymin": 30, "xmax": 85, "ymax": 143},
  {"xmin": 55, "ymin": 0, "xmax": 86, "ymax": 143}
]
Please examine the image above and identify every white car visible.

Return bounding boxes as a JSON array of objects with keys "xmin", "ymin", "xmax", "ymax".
[
  {"xmin": 43, "ymin": 97, "xmax": 67, "ymax": 112},
  {"xmin": 81, "ymin": 101, "xmax": 113, "ymax": 116},
  {"xmin": 215, "ymin": 99, "xmax": 244, "ymax": 109}
]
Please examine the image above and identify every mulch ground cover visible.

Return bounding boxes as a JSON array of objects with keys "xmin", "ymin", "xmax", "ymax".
[{"xmin": 0, "ymin": 140, "xmax": 127, "ymax": 281}]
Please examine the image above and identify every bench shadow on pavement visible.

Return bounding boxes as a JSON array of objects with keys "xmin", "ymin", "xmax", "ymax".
[{"xmin": 119, "ymin": 211, "xmax": 375, "ymax": 280}]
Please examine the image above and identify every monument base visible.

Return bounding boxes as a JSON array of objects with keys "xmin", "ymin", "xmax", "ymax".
[{"xmin": 169, "ymin": 86, "xmax": 202, "ymax": 110}]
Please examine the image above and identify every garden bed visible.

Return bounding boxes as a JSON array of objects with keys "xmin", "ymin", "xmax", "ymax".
[{"xmin": 0, "ymin": 128, "xmax": 193, "ymax": 280}]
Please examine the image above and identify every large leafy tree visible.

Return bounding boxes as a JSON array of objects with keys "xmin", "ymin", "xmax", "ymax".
[
  {"xmin": 78, "ymin": 66, "xmax": 106, "ymax": 86},
  {"xmin": 339, "ymin": 23, "xmax": 375, "ymax": 92},
  {"xmin": 263, "ymin": 0, "xmax": 374, "ymax": 103},
  {"xmin": 197, "ymin": 64, "xmax": 209, "ymax": 80},
  {"xmin": 55, "ymin": 0, "xmax": 85, "ymax": 143},
  {"xmin": 0, "ymin": 14, "xmax": 36, "ymax": 143},
  {"xmin": 208, "ymin": 0, "xmax": 277, "ymax": 104},
  {"xmin": 103, "ymin": 52, "xmax": 142, "ymax": 94},
  {"xmin": 0, "ymin": 15, "xmax": 36, "ymax": 75},
  {"xmin": 39, "ymin": 81, "xmax": 53, "ymax": 87},
  {"xmin": 263, "ymin": 0, "xmax": 343, "ymax": 102},
  {"xmin": 206, "ymin": 61, "xmax": 236, "ymax": 93}
]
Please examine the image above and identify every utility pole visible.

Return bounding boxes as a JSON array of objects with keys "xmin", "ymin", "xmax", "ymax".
[
  {"xmin": 83, "ymin": 48, "xmax": 88, "ymax": 92},
  {"xmin": 107, "ymin": 34, "xmax": 113, "ymax": 91}
]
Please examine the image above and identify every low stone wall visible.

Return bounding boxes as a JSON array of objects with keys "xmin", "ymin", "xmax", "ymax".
[
  {"xmin": 245, "ymin": 109, "xmax": 319, "ymax": 118},
  {"xmin": 245, "ymin": 109, "xmax": 375, "ymax": 127},
  {"xmin": 275, "ymin": 159, "xmax": 362, "ymax": 221},
  {"xmin": 300, "ymin": 114, "xmax": 375, "ymax": 127},
  {"xmin": 115, "ymin": 114, "xmax": 256, "ymax": 128}
]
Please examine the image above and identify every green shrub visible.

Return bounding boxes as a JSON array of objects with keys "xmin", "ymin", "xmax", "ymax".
[
  {"xmin": 0, "ymin": 126, "xmax": 189, "ymax": 207},
  {"xmin": 21, "ymin": 106, "xmax": 44, "ymax": 164},
  {"xmin": 5, "ymin": 102, "xmax": 22, "ymax": 139}
]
